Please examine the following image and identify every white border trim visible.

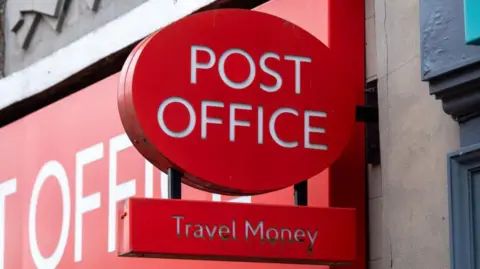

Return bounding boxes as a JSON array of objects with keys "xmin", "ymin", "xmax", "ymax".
[{"xmin": 0, "ymin": 0, "xmax": 216, "ymax": 110}]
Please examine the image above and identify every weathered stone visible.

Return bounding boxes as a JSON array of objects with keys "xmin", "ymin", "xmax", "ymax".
[
  {"xmin": 378, "ymin": 55, "xmax": 458, "ymax": 269},
  {"xmin": 3, "ymin": 0, "xmax": 148, "ymax": 74}
]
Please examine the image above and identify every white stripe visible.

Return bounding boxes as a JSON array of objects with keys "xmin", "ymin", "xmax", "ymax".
[{"xmin": 0, "ymin": 0, "xmax": 216, "ymax": 111}]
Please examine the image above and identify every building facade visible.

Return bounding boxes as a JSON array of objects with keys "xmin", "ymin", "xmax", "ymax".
[
  {"xmin": 367, "ymin": 0, "xmax": 459, "ymax": 267},
  {"xmin": 1, "ymin": 0, "xmax": 476, "ymax": 268},
  {"xmin": 368, "ymin": 0, "xmax": 480, "ymax": 268}
]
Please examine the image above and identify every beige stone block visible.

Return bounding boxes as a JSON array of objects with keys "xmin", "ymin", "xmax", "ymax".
[
  {"xmin": 376, "ymin": 77, "xmax": 391, "ymax": 163},
  {"xmin": 369, "ymin": 197, "xmax": 383, "ymax": 261},
  {"xmin": 368, "ymin": 259, "xmax": 384, "ymax": 269},
  {"xmin": 385, "ymin": 0, "xmax": 420, "ymax": 75},
  {"xmin": 374, "ymin": 0, "xmax": 420, "ymax": 79},
  {"xmin": 365, "ymin": 0, "xmax": 375, "ymax": 19},
  {"xmin": 378, "ymin": 57, "xmax": 458, "ymax": 269},
  {"xmin": 366, "ymin": 16, "xmax": 377, "ymax": 81},
  {"xmin": 374, "ymin": 0, "xmax": 387, "ymax": 79}
]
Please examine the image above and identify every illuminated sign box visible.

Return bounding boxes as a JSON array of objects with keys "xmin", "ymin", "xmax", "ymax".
[
  {"xmin": 118, "ymin": 198, "xmax": 357, "ymax": 265},
  {"xmin": 465, "ymin": 0, "xmax": 480, "ymax": 45},
  {"xmin": 116, "ymin": 7, "xmax": 360, "ymax": 266},
  {"xmin": 118, "ymin": 9, "xmax": 357, "ymax": 196}
]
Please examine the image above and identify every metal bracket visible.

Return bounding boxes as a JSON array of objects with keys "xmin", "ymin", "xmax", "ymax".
[
  {"xmin": 360, "ymin": 82, "xmax": 381, "ymax": 165},
  {"xmin": 294, "ymin": 180, "xmax": 308, "ymax": 206},
  {"xmin": 356, "ymin": 105, "xmax": 378, "ymax": 123},
  {"xmin": 168, "ymin": 168, "xmax": 182, "ymax": 199}
]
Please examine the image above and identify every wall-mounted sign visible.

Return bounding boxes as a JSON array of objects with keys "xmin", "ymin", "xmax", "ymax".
[
  {"xmin": 118, "ymin": 9, "xmax": 357, "ymax": 195},
  {"xmin": 464, "ymin": 0, "xmax": 480, "ymax": 45},
  {"xmin": 118, "ymin": 198, "xmax": 356, "ymax": 265},
  {"xmin": 0, "ymin": 72, "xmax": 334, "ymax": 269}
]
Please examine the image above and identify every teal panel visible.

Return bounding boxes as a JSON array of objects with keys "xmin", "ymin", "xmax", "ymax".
[{"xmin": 465, "ymin": 0, "xmax": 480, "ymax": 45}]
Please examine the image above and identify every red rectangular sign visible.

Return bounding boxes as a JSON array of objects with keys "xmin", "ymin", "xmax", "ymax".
[
  {"xmin": 118, "ymin": 198, "xmax": 356, "ymax": 265},
  {"xmin": 0, "ymin": 1, "xmax": 365, "ymax": 268}
]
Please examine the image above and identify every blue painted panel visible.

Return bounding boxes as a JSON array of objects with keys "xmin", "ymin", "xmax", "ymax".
[
  {"xmin": 448, "ymin": 143, "xmax": 480, "ymax": 269},
  {"xmin": 420, "ymin": 0, "xmax": 480, "ymax": 80},
  {"xmin": 464, "ymin": 0, "xmax": 480, "ymax": 45}
]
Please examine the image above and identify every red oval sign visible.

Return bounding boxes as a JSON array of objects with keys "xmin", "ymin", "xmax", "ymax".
[{"xmin": 118, "ymin": 9, "xmax": 357, "ymax": 195}]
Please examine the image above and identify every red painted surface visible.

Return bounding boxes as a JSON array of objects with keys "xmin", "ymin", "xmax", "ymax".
[
  {"xmin": 0, "ymin": 1, "xmax": 365, "ymax": 269},
  {"xmin": 329, "ymin": 1, "xmax": 367, "ymax": 269},
  {"xmin": 257, "ymin": 1, "xmax": 367, "ymax": 269},
  {"xmin": 0, "ymin": 73, "xmax": 330, "ymax": 269},
  {"xmin": 119, "ymin": 9, "xmax": 358, "ymax": 195},
  {"xmin": 119, "ymin": 198, "xmax": 356, "ymax": 265}
]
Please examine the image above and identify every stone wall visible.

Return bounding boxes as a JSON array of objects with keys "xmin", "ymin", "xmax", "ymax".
[{"xmin": 373, "ymin": 0, "xmax": 459, "ymax": 268}]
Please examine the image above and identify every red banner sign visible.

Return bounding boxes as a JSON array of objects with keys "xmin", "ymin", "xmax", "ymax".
[
  {"xmin": 118, "ymin": 9, "xmax": 357, "ymax": 195},
  {"xmin": 0, "ymin": 72, "xmax": 332, "ymax": 269},
  {"xmin": 0, "ymin": 1, "xmax": 366, "ymax": 268},
  {"xmin": 118, "ymin": 198, "xmax": 356, "ymax": 265}
]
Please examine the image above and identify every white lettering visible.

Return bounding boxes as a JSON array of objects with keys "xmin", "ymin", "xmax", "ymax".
[
  {"xmin": 201, "ymin": 101, "xmax": 224, "ymax": 139},
  {"xmin": 230, "ymin": 196, "xmax": 252, "ymax": 203},
  {"xmin": 260, "ymin": 52, "xmax": 282, "ymax": 92},
  {"xmin": 146, "ymin": 162, "xmax": 170, "ymax": 199},
  {"xmin": 191, "ymin": 45, "xmax": 215, "ymax": 84},
  {"xmin": 269, "ymin": 108, "xmax": 299, "ymax": 148},
  {"xmin": 304, "ymin": 110, "xmax": 328, "ymax": 150},
  {"xmin": 212, "ymin": 194, "xmax": 251, "ymax": 203},
  {"xmin": 229, "ymin": 103, "xmax": 252, "ymax": 142},
  {"xmin": 173, "ymin": 215, "xmax": 184, "ymax": 236},
  {"xmin": 307, "ymin": 230, "xmax": 319, "ymax": 248},
  {"xmin": 218, "ymin": 225, "xmax": 231, "ymax": 239},
  {"xmin": 29, "ymin": 161, "xmax": 70, "ymax": 269},
  {"xmin": 0, "ymin": 179, "xmax": 16, "ymax": 269},
  {"xmin": 75, "ymin": 143, "xmax": 103, "ymax": 262},
  {"xmin": 294, "ymin": 229, "xmax": 306, "ymax": 242},
  {"xmin": 108, "ymin": 134, "xmax": 136, "ymax": 253},
  {"xmin": 205, "ymin": 225, "xmax": 218, "ymax": 239},
  {"xmin": 219, "ymin": 49, "xmax": 256, "ymax": 89},
  {"xmin": 193, "ymin": 224, "xmax": 204, "ymax": 238},
  {"xmin": 266, "ymin": 228, "xmax": 279, "ymax": 241},
  {"xmin": 160, "ymin": 172, "xmax": 168, "ymax": 199},
  {"xmin": 280, "ymin": 228, "xmax": 292, "ymax": 241},
  {"xmin": 258, "ymin": 106, "xmax": 264, "ymax": 144},
  {"xmin": 245, "ymin": 220, "xmax": 263, "ymax": 240},
  {"xmin": 284, "ymin": 55, "xmax": 311, "ymax": 94},
  {"xmin": 145, "ymin": 160, "xmax": 154, "ymax": 198},
  {"xmin": 158, "ymin": 97, "xmax": 196, "ymax": 138}
]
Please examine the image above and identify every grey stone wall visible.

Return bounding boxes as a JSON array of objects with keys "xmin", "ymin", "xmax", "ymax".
[{"xmin": 3, "ymin": 0, "xmax": 148, "ymax": 74}]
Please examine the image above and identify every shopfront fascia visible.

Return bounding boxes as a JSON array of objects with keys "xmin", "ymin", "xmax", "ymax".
[
  {"xmin": 0, "ymin": 0, "xmax": 367, "ymax": 268},
  {"xmin": 421, "ymin": 0, "xmax": 480, "ymax": 268}
]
